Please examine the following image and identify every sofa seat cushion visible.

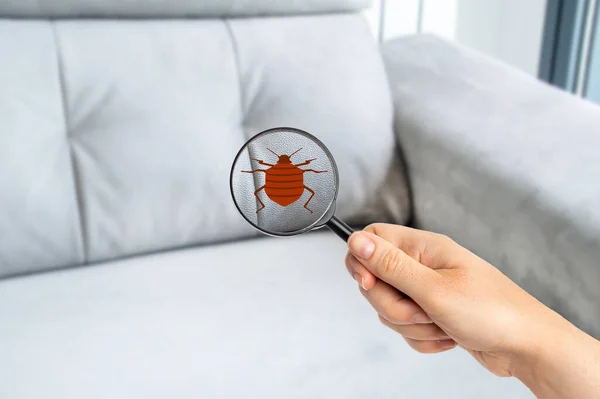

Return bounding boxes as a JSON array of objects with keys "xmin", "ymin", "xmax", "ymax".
[{"xmin": 0, "ymin": 232, "xmax": 531, "ymax": 398}]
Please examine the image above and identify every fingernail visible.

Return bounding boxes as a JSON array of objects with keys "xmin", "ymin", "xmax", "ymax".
[
  {"xmin": 353, "ymin": 273, "xmax": 367, "ymax": 290},
  {"xmin": 349, "ymin": 233, "xmax": 375, "ymax": 260},
  {"xmin": 411, "ymin": 312, "xmax": 432, "ymax": 324},
  {"xmin": 438, "ymin": 340, "xmax": 456, "ymax": 349}
]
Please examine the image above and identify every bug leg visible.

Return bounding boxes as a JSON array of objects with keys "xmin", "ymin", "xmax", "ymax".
[
  {"xmin": 251, "ymin": 158, "xmax": 275, "ymax": 167},
  {"xmin": 303, "ymin": 186, "xmax": 315, "ymax": 214},
  {"xmin": 254, "ymin": 185, "xmax": 266, "ymax": 213},
  {"xmin": 302, "ymin": 169, "xmax": 328, "ymax": 173},
  {"xmin": 241, "ymin": 169, "xmax": 267, "ymax": 173},
  {"xmin": 294, "ymin": 158, "xmax": 316, "ymax": 167}
]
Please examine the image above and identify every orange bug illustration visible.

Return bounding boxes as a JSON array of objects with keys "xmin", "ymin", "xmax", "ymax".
[{"xmin": 241, "ymin": 148, "xmax": 327, "ymax": 214}]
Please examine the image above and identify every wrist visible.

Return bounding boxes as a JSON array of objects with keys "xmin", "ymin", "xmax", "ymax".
[
  {"xmin": 509, "ymin": 312, "xmax": 600, "ymax": 398},
  {"xmin": 508, "ymin": 322, "xmax": 562, "ymax": 396}
]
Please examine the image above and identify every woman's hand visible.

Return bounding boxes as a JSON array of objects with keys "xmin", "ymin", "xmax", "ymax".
[{"xmin": 345, "ymin": 224, "xmax": 600, "ymax": 398}]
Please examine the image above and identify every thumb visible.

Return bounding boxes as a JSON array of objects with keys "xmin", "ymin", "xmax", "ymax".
[{"xmin": 348, "ymin": 231, "xmax": 441, "ymax": 303}]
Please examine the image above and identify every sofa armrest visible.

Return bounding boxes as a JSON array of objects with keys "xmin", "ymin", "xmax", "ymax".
[{"xmin": 382, "ymin": 34, "xmax": 600, "ymax": 338}]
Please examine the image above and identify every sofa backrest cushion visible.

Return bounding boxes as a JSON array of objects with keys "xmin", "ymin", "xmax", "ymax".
[
  {"xmin": 0, "ymin": 0, "xmax": 371, "ymax": 18},
  {"xmin": 0, "ymin": 5, "xmax": 410, "ymax": 278}
]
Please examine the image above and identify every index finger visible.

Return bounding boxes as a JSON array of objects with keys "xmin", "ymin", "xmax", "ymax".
[{"xmin": 363, "ymin": 224, "xmax": 465, "ymax": 270}]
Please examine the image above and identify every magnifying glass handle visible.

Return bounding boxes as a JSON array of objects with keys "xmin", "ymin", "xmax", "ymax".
[{"xmin": 326, "ymin": 215, "xmax": 354, "ymax": 242}]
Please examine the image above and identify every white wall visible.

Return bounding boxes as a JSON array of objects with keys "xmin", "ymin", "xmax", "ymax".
[
  {"xmin": 364, "ymin": 0, "xmax": 458, "ymax": 41},
  {"xmin": 365, "ymin": 0, "xmax": 547, "ymax": 76},
  {"xmin": 454, "ymin": 0, "xmax": 547, "ymax": 76},
  {"xmin": 383, "ymin": 0, "xmax": 421, "ymax": 38},
  {"xmin": 363, "ymin": 0, "xmax": 382, "ymax": 39},
  {"xmin": 421, "ymin": 0, "xmax": 458, "ymax": 39}
]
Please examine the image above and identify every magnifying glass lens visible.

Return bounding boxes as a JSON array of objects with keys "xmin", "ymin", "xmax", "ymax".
[{"xmin": 230, "ymin": 127, "xmax": 353, "ymax": 241}]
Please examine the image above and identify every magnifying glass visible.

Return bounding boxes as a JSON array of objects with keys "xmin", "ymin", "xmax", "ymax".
[{"xmin": 230, "ymin": 127, "xmax": 355, "ymax": 241}]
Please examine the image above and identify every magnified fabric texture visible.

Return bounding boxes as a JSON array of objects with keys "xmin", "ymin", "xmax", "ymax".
[{"xmin": 231, "ymin": 128, "xmax": 338, "ymax": 235}]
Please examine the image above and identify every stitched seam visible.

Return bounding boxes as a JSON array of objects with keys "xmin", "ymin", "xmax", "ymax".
[
  {"xmin": 224, "ymin": 19, "xmax": 266, "ymax": 226},
  {"xmin": 224, "ymin": 19, "xmax": 246, "ymax": 131},
  {"xmin": 52, "ymin": 22, "xmax": 88, "ymax": 263}
]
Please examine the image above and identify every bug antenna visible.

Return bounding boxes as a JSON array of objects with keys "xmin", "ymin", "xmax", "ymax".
[
  {"xmin": 289, "ymin": 148, "xmax": 303, "ymax": 158},
  {"xmin": 267, "ymin": 148, "xmax": 279, "ymax": 157}
]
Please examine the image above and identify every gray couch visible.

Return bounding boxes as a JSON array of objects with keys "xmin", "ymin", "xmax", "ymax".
[{"xmin": 1, "ymin": 1, "xmax": 598, "ymax": 398}]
